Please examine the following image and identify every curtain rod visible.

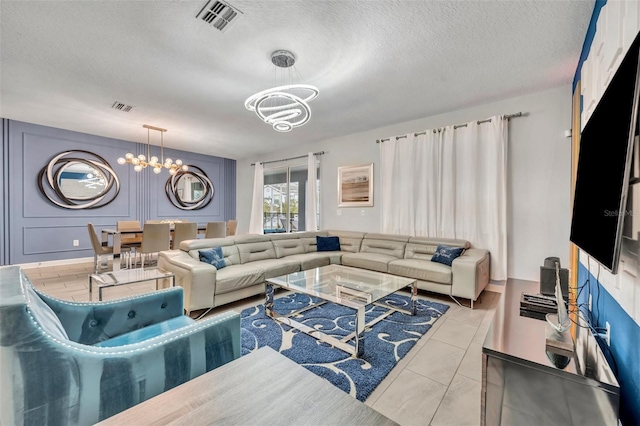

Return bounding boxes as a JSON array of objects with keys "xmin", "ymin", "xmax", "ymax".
[
  {"xmin": 250, "ymin": 151, "xmax": 325, "ymax": 166},
  {"xmin": 376, "ymin": 112, "xmax": 523, "ymax": 143}
]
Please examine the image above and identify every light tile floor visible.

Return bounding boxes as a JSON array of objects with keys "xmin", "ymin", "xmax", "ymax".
[{"xmin": 23, "ymin": 260, "xmax": 502, "ymax": 426}]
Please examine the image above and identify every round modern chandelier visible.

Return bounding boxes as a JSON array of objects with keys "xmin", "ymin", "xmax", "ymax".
[{"xmin": 245, "ymin": 50, "xmax": 319, "ymax": 132}]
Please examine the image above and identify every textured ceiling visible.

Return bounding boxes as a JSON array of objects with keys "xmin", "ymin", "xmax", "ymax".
[{"xmin": 1, "ymin": 0, "xmax": 594, "ymax": 160}]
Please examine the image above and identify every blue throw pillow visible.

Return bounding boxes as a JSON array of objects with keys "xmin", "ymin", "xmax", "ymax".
[
  {"xmin": 199, "ymin": 247, "xmax": 227, "ymax": 269},
  {"xmin": 431, "ymin": 245, "xmax": 465, "ymax": 267},
  {"xmin": 316, "ymin": 236, "xmax": 340, "ymax": 252}
]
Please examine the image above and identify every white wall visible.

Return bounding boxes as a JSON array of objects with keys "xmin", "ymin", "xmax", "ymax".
[{"xmin": 237, "ymin": 85, "xmax": 573, "ymax": 282}]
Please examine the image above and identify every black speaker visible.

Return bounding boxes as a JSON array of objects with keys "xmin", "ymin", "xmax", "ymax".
[{"xmin": 540, "ymin": 257, "xmax": 569, "ymax": 300}]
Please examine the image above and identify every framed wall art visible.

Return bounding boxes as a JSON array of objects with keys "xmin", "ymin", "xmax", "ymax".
[{"xmin": 337, "ymin": 163, "xmax": 373, "ymax": 207}]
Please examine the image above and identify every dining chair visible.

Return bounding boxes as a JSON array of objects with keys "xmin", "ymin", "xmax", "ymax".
[
  {"xmin": 205, "ymin": 221, "xmax": 227, "ymax": 239},
  {"xmin": 226, "ymin": 219, "xmax": 238, "ymax": 236},
  {"xmin": 116, "ymin": 220, "xmax": 143, "ymax": 249},
  {"xmin": 137, "ymin": 222, "xmax": 171, "ymax": 267},
  {"xmin": 172, "ymin": 222, "xmax": 198, "ymax": 249},
  {"xmin": 88, "ymin": 223, "xmax": 131, "ymax": 272}
]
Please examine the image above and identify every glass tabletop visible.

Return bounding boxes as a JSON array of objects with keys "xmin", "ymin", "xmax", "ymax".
[
  {"xmin": 266, "ymin": 265, "xmax": 416, "ymax": 309},
  {"xmin": 90, "ymin": 268, "xmax": 174, "ymax": 286}
]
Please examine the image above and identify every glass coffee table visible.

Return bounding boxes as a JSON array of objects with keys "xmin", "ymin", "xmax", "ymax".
[
  {"xmin": 265, "ymin": 264, "xmax": 417, "ymax": 357},
  {"xmin": 89, "ymin": 268, "xmax": 176, "ymax": 301}
]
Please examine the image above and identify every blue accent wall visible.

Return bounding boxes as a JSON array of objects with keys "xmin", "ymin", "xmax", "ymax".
[
  {"xmin": 0, "ymin": 119, "xmax": 236, "ymax": 265},
  {"xmin": 578, "ymin": 264, "xmax": 640, "ymax": 425},
  {"xmin": 572, "ymin": 0, "xmax": 607, "ymax": 92},
  {"xmin": 573, "ymin": 2, "xmax": 640, "ymax": 424}
]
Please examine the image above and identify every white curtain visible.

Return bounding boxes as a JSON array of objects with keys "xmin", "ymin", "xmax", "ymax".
[
  {"xmin": 249, "ymin": 162, "xmax": 264, "ymax": 234},
  {"xmin": 381, "ymin": 115, "xmax": 508, "ymax": 280},
  {"xmin": 305, "ymin": 153, "xmax": 318, "ymax": 231}
]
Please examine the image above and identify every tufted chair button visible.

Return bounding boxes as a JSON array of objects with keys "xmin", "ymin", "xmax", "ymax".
[
  {"xmin": 127, "ymin": 310, "xmax": 136, "ymax": 319},
  {"xmin": 89, "ymin": 320, "xmax": 98, "ymax": 327},
  {"xmin": 161, "ymin": 303, "xmax": 167, "ymax": 309}
]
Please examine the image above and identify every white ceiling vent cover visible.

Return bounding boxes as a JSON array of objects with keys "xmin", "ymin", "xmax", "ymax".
[
  {"xmin": 196, "ymin": 0, "xmax": 243, "ymax": 33},
  {"xmin": 111, "ymin": 101, "xmax": 134, "ymax": 112}
]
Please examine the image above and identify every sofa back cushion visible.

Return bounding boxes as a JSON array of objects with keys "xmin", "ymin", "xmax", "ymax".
[
  {"xmin": 199, "ymin": 247, "xmax": 228, "ymax": 269},
  {"xmin": 360, "ymin": 234, "xmax": 408, "ymax": 258},
  {"xmin": 237, "ymin": 241, "xmax": 277, "ymax": 264},
  {"xmin": 272, "ymin": 239, "xmax": 305, "ymax": 258},
  {"xmin": 405, "ymin": 237, "xmax": 470, "ymax": 260},
  {"xmin": 326, "ymin": 230, "xmax": 365, "ymax": 253},
  {"xmin": 184, "ymin": 238, "xmax": 240, "ymax": 265},
  {"xmin": 295, "ymin": 231, "xmax": 328, "ymax": 253},
  {"xmin": 300, "ymin": 237, "xmax": 318, "ymax": 253}
]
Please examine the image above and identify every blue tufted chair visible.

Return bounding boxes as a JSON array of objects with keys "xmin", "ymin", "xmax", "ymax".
[{"xmin": 0, "ymin": 265, "xmax": 241, "ymax": 425}]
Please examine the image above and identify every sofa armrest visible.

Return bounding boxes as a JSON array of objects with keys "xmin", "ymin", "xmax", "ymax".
[
  {"xmin": 158, "ymin": 250, "xmax": 217, "ymax": 314},
  {"xmin": 40, "ymin": 287, "xmax": 185, "ymax": 345},
  {"xmin": 451, "ymin": 248, "xmax": 490, "ymax": 301}
]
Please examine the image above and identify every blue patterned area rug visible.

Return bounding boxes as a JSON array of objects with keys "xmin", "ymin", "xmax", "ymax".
[{"xmin": 240, "ymin": 292, "xmax": 449, "ymax": 401}]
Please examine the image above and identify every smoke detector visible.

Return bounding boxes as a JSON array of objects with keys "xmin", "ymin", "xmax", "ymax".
[{"xmin": 196, "ymin": 0, "xmax": 243, "ymax": 33}]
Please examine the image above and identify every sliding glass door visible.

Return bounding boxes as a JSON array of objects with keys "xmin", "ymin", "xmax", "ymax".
[{"xmin": 263, "ymin": 163, "xmax": 319, "ymax": 233}]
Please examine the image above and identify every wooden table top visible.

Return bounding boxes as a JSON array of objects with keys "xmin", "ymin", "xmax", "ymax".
[{"xmin": 97, "ymin": 346, "xmax": 397, "ymax": 425}]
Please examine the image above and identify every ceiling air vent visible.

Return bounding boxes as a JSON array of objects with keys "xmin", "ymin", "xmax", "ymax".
[
  {"xmin": 111, "ymin": 101, "xmax": 134, "ymax": 112},
  {"xmin": 196, "ymin": 0, "xmax": 243, "ymax": 33}
]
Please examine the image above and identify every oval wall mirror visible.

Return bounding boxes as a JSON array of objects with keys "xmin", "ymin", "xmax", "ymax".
[
  {"xmin": 57, "ymin": 161, "xmax": 110, "ymax": 200},
  {"xmin": 165, "ymin": 165, "xmax": 214, "ymax": 210},
  {"xmin": 38, "ymin": 150, "xmax": 120, "ymax": 209}
]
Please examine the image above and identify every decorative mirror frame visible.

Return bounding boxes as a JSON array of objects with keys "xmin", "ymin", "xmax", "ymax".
[
  {"xmin": 38, "ymin": 150, "xmax": 120, "ymax": 209},
  {"xmin": 165, "ymin": 165, "xmax": 214, "ymax": 210}
]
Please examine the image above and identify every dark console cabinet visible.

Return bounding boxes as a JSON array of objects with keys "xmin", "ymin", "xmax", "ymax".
[{"xmin": 482, "ymin": 280, "xmax": 620, "ymax": 425}]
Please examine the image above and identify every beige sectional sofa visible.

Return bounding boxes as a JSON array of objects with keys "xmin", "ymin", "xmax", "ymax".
[{"xmin": 158, "ymin": 230, "xmax": 490, "ymax": 315}]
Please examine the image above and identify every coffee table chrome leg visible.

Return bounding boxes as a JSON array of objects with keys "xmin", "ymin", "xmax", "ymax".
[
  {"xmin": 410, "ymin": 282, "xmax": 417, "ymax": 315},
  {"xmin": 265, "ymin": 282, "xmax": 275, "ymax": 317},
  {"xmin": 355, "ymin": 307, "xmax": 365, "ymax": 357}
]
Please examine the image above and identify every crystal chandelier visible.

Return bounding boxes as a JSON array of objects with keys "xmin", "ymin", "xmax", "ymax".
[
  {"xmin": 245, "ymin": 50, "xmax": 319, "ymax": 132},
  {"xmin": 117, "ymin": 125, "xmax": 188, "ymax": 175}
]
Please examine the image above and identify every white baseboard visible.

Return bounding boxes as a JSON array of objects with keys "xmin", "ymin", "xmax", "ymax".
[
  {"xmin": 486, "ymin": 281, "xmax": 506, "ymax": 293},
  {"xmin": 16, "ymin": 257, "xmax": 93, "ymax": 269}
]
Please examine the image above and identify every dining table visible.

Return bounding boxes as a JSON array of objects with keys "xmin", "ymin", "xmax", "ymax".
[{"xmin": 101, "ymin": 224, "xmax": 207, "ymax": 271}]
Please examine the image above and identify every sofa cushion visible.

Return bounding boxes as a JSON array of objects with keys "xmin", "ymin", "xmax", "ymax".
[
  {"xmin": 405, "ymin": 237, "xmax": 470, "ymax": 259},
  {"xmin": 326, "ymin": 230, "xmax": 365, "ymax": 253},
  {"xmin": 94, "ymin": 315, "xmax": 195, "ymax": 347},
  {"xmin": 317, "ymin": 236, "xmax": 340, "ymax": 251},
  {"xmin": 186, "ymin": 239, "xmax": 240, "ymax": 265},
  {"xmin": 389, "ymin": 259, "xmax": 453, "ymax": 284},
  {"xmin": 431, "ymin": 245, "xmax": 465, "ymax": 267},
  {"xmin": 360, "ymin": 238, "xmax": 407, "ymax": 258},
  {"xmin": 272, "ymin": 239, "xmax": 305, "ymax": 258},
  {"xmin": 248, "ymin": 258, "xmax": 301, "ymax": 279},
  {"xmin": 236, "ymin": 241, "xmax": 277, "ymax": 264},
  {"xmin": 287, "ymin": 252, "xmax": 332, "ymax": 269},
  {"xmin": 341, "ymin": 252, "xmax": 399, "ymax": 273},
  {"xmin": 215, "ymin": 264, "xmax": 265, "ymax": 294},
  {"xmin": 199, "ymin": 247, "xmax": 228, "ymax": 269}
]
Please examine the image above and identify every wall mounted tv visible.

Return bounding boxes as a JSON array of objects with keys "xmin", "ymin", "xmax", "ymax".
[{"xmin": 570, "ymin": 31, "xmax": 640, "ymax": 274}]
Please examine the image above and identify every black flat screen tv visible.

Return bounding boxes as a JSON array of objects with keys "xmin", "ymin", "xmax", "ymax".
[{"xmin": 570, "ymin": 31, "xmax": 640, "ymax": 274}]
